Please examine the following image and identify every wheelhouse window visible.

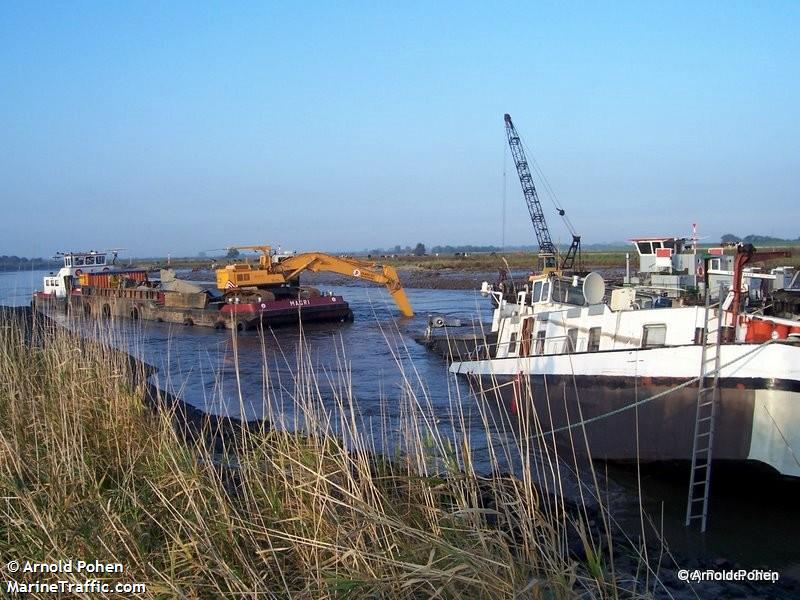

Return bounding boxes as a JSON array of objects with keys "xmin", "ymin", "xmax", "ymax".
[
  {"xmin": 74, "ymin": 256, "xmax": 85, "ymax": 266},
  {"xmin": 637, "ymin": 242, "xmax": 653, "ymax": 255},
  {"xmin": 541, "ymin": 281, "xmax": 550, "ymax": 302},
  {"xmin": 85, "ymin": 256, "xmax": 95, "ymax": 266},
  {"xmin": 550, "ymin": 279, "xmax": 584, "ymax": 305},
  {"xmin": 588, "ymin": 327, "xmax": 601, "ymax": 352},
  {"xmin": 642, "ymin": 324, "xmax": 667, "ymax": 348},
  {"xmin": 96, "ymin": 255, "xmax": 105, "ymax": 265},
  {"xmin": 532, "ymin": 281, "xmax": 543, "ymax": 303},
  {"xmin": 65, "ymin": 257, "xmax": 72, "ymax": 267},
  {"xmin": 564, "ymin": 328, "xmax": 578, "ymax": 353}
]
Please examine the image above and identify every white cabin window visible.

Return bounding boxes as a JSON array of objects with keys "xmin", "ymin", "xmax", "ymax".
[
  {"xmin": 588, "ymin": 327, "xmax": 601, "ymax": 352},
  {"xmin": 532, "ymin": 281, "xmax": 543, "ymax": 302},
  {"xmin": 642, "ymin": 324, "xmax": 667, "ymax": 348},
  {"xmin": 535, "ymin": 330, "xmax": 546, "ymax": 355},
  {"xmin": 509, "ymin": 332, "xmax": 519, "ymax": 355},
  {"xmin": 85, "ymin": 256, "xmax": 95, "ymax": 265},
  {"xmin": 65, "ymin": 257, "xmax": 72, "ymax": 267},
  {"xmin": 564, "ymin": 328, "xmax": 578, "ymax": 353},
  {"xmin": 541, "ymin": 282, "xmax": 550, "ymax": 302},
  {"xmin": 637, "ymin": 242, "xmax": 653, "ymax": 255},
  {"xmin": 74, "ymin": 256, "xmax": 85, "ymax": 266},
  {"xmin": 96, "ymin": 255, "xmax": 105, "ymax": 265}
]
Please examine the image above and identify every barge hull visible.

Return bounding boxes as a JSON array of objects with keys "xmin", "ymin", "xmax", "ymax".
[
  {"xmin": 467, "ymin": 372, "xmax": 800, "ymax": 477},
  {"xmin": 453, "ymin": 343, "xmax": 800, "ymax": 477},
  {"xmin": 33, "ymin": 292, "xmax": 353, "ymax": 330}
]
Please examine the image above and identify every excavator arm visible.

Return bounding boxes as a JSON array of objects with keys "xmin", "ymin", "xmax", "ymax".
[{"xmin": 276, "ymin": 253, "xmax": 414, "ymax": 317}]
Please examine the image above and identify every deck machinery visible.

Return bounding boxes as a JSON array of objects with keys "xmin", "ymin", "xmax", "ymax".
[{"xmin": 216, "ymin": 245, "xmax": 414, "ymax": 318}]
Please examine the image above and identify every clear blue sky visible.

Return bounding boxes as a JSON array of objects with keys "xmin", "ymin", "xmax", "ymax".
[{"xmin": 1, "ymin": 1, "xmax": 798, "ymax": 257}]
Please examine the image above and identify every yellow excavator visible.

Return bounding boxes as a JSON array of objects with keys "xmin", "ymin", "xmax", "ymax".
[{"xmin": 215, "ymin": 245, "xmax": 414, "ymax": 317}]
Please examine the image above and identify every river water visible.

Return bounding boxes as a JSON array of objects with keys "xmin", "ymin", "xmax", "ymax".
[{"xmin": 3, "ymin": 269, "xmax": 799, "ymax": 583}]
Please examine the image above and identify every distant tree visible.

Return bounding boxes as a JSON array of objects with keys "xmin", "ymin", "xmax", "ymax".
[
  {"xmin": 198, "ymin": 251, "xmax": 207, "ymax": 258},
  {"xmin": 393, "ymin": 245, "xmax": 402, "ymax": 254},
  {"xmin": 226, "ymin": 248, "xmax": 240, "ymax": 259},
  {"xmin": 413, "ymin": 243, "xmax": 426, "ymax": 256},
  {"xmin": 720, "ymin": 233, "xmax": 741, "ymax": 244}
]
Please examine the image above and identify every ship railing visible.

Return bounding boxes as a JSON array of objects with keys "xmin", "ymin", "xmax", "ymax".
[{"xmin": 468, "ymin": 333, "xmax": 572, "ymax": 361}]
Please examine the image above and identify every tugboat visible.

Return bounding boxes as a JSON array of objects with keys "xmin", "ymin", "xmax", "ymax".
[{"xmin": 449, "ymin": 244, "xmax": 800, "ymax": 478}]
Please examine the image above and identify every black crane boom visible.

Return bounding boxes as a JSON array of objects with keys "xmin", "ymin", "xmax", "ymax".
[
  {"xmin": 504, "ymin": 113, "xmax": 556, "ymax": 268},
  {"xmin": 503, "ymin": 113, "xmax": 581, "ymax": 272}
]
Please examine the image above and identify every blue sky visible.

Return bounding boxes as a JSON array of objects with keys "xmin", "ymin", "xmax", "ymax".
[{"xmin": 1, "ymin": 2, "xmax": 798, "ymax": 257}]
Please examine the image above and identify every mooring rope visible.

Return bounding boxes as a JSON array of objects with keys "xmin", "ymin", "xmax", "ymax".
[{"xmin": 535, "ymin": 338, "xmax": 780, "ymax": 438}]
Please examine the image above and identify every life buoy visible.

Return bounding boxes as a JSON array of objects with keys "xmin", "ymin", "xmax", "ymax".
[
  {"xmin": 352, "ymin": 269, "xmax": 361, "ymax": 277},
  {"xmin": 696, "ymin": 264, "xmax": 704, "ymax": 277},
  {"xmin": 75, "ymin": 269, "xmax": 83, "ymax": 276}
]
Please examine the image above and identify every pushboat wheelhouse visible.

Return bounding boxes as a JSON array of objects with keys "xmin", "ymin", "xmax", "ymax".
[{"xmin": 42, "ymin": 250, "xmax": 114, "ymax": 298}]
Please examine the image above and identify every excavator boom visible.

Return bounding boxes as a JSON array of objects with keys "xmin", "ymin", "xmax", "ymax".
[{"xmin": 216, "ymin": 249, "xmax": 414, "ymax": 317}]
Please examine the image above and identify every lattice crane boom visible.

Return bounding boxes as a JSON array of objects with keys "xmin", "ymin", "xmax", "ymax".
[
  {"xmin": 504, "ymin": 113, "xmax": 581, "ymax": 272},
  {"xmin": 504, "ymin": 114, "xmax": 556, "ymax": 260}
]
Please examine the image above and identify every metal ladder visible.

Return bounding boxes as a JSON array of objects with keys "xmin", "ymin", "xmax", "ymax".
[{"xmin": 685, "ymin": 288, "xmax": 723, "ymax": 532}]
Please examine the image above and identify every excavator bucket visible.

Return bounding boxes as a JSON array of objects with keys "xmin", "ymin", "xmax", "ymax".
[{"xmin": 382, "ymin": 266, "xmax": 414, "ymax": 317}]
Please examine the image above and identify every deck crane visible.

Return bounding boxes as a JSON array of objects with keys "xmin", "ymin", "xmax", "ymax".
[{"xmin": 504, "ymin": 113, "xmax": 581, "ymax": 273}]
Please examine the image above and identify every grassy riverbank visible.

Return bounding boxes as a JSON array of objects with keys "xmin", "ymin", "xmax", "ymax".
[
  {"xmin": 130, "ymin": 250, "xmax": 630, "ymax": 273},
  {"xmin": 0, "ymin": 309, "xmax": 673, "ymax": 597}
]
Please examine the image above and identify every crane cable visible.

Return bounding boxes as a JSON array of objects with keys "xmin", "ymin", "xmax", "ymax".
[
  {"xmin": 520, "ymin": 136, "xmax": 578, "ymax": 238},
  {"xmin": 502, "ymin": 139, "xmax": 508, "ymax": 251}
]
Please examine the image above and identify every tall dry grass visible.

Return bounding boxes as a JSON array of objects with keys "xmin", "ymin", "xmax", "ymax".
[{"xmin": 0, "ymin": 307, "xmax": 662, "ymax": 598}]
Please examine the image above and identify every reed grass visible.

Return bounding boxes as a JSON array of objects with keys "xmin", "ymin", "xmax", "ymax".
[{"xmin": 0, "ymin": 308, "xmax": 663, "ymax": 598}]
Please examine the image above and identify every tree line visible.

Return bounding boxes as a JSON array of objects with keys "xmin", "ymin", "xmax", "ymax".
[{"xmin": 0, "ymin": 256, "xmax": 60, "ymax": 271}]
